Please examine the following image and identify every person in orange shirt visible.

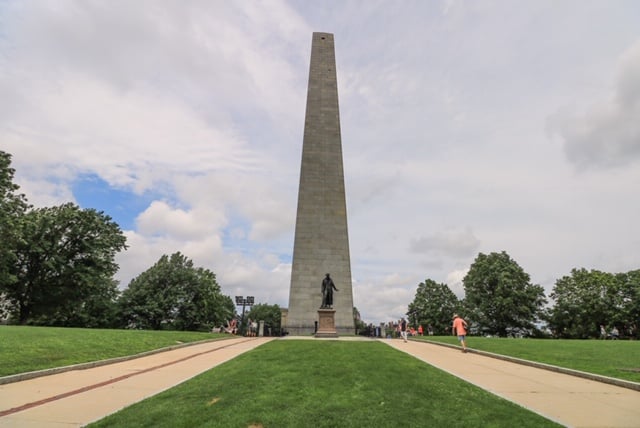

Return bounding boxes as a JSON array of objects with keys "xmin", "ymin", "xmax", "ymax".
[
  {"xmin": 451, "ymin": 313, "xmax": 469, "ymax": 353},
  {"xmin": 418, "ymin": 325, "xmax": 423, "ymax": 336}
]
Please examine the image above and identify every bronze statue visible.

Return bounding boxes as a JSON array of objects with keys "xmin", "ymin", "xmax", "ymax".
[{"xmin": 321, "ymin": 273, "xmax": 338, "ymax": 308}]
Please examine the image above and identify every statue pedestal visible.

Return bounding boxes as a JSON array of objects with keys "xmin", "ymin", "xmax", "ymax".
[{"xmin": 315, "ymin": 308, "xmax": 339, "ymax": 338}]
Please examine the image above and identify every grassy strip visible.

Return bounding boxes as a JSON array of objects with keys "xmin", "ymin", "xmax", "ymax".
[
  {"xmin": 89, "ymin": 340, "xmax": 560, "ymax": 428},
  {"xmin": 0, "ymin": 325, "xmax": 223, "ymax": 377},
  {"xmin": 419, "ymin": 336, "xmax": 640, "ymax": 383}
]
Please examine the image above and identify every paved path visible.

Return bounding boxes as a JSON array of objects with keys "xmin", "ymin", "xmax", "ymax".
[
  {"xmin": 383, "ymin": 339, "xmax": 640, "ymax": 428},
  {"xmin": 0, "ymin": 337, "xmax": 274, "ymax": 427},
  {"xmin": 1, "ymin": 336, "xmax": 639, "ymax": 427}
]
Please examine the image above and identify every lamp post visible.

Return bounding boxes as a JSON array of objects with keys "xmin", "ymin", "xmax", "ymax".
[{"xmin": 235, "ymin": 296, "xmax": 254, "ymax": 336}]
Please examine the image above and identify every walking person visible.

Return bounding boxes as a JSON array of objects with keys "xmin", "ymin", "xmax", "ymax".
[
  {"xmin": 400, "ymin": 318, "xmax": 408, "ymax": 342},
  {"xmin": 452, "ymin": 313, "xmax": 468, "ymax": 353}
]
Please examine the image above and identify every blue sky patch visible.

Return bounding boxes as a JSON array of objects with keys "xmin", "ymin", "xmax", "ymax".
[{"xmin": 72, "ymin": 174, "xmax": 156, "ymax": 230}]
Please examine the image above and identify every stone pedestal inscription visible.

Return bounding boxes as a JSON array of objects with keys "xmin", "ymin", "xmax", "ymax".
[{"xmin": 315, "ymin": 309, "xmax": 338, "ymax": 338}]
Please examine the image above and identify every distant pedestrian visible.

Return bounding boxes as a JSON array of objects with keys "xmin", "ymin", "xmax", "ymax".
[
  {"xmin": 452, "ymin": 314, "xmax": 468, "ymax": 353},
  {"xmin": 600, "ymin": 325, "xmax": 607, "ymax": 340},
  {"xmin": 418, "ymin": 325, "xmax": 423, "ymax": 336},
  {"xmin": 400, "ymin": 318, "xmax": 408, "ymax": 342},
  {"xmin": 611, "ymin": 326, "xmax": 619, "ymax": 340},
  {"xmin": 224, "ymin": 318, "xmax": 237, "ymax": 335}
]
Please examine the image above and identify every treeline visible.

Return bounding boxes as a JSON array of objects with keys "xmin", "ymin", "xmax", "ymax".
[
  {"xmin": 408, "ymin": 251, "xmax": 640, "ymax": 339},
  {"xmin": 0, "ymin": 151, "xmax": 241, "ymax": 331}
]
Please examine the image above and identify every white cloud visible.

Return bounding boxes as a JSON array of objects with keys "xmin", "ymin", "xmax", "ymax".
[
  {"xmin": 446, "ymin": 269, "xmax": 468, "ymax": 298},
  {"xmin": 550, "ymin": 41, "xmax": 640, "ymax": 169},
  {"xmin": 135, "ymin": 201, "xmax": 224, "ymax": 240},
  {"xmin": 410, "ymin": 227, "xmax": 480, "ymax": 258},
  {"xmin": 3, "ymin": 1, "xmax": 640, "ymax": 325},
  {"xmin": 353, "ymin": 274, "xmax": 418, "ymax": 322}
]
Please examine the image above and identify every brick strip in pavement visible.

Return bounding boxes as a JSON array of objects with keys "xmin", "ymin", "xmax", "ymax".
[{"xmin": 0, "ymin": 337, "xmax": 274, "ymax": 427}]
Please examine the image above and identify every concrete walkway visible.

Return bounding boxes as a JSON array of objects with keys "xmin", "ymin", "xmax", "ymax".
[
  {"xmin": 0, "ymin": 337, "xmax": 274, "ymax": 427},
  {"xmin": 1, "ymin": 336, "xmax": 639, "ymax": 427},
  {"xmin": 383, "ymin": 339, "xmax": 640, "ymax": 428}
]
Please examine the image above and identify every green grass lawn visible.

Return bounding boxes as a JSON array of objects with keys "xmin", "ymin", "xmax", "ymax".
[
  {"xmin": 89, "ymin": 340, "xmax": 560, "ymax": 428},
  {"xmin": 0, "ymin": 325, "xmax": 223, "ymax": 377},
  {"xmin": 3, "ymin": 327, "xmax": 637, "ymax": 427},
  {"xmin": 418, "ymin": 335, "xmax": 640, "ymax": 383}
]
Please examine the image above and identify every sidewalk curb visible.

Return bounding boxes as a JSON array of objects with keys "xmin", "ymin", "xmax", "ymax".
[{"xmin": 420, "ymin": 339, "xmax": 640, "ymax": 392}]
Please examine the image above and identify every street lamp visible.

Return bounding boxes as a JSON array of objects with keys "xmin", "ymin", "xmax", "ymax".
[{"xmin": 235, "ymin": 296, "xmax": 254, "ymax": 336}]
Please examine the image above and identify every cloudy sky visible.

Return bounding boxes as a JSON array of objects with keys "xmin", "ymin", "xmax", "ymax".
[{"xmin": 2, "ymin": 1, "xmax": 639, "ymax": 324}]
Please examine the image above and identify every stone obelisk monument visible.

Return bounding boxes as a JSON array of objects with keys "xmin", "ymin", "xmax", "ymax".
[{"xmin": 286, "ymin": 32, "xmax": 355, "ymax": 336}]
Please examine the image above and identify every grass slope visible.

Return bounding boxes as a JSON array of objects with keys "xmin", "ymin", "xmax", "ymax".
[{"xmin": 0, "ymin": 326, "xmax": 220, "ymax": 377}]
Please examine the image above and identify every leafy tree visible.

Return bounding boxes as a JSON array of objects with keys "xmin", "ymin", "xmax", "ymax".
[
  {"xmin": 408, "ymin": 279, "xmax": 460, "ymax": 335},
  {"xmin": 548, "ymin": 268, "xmax": 638, "ymax": 339},
  {"xmin": 246, "ymin": 303, "xmax": 282, "ymax": 336},
  {"xmin": 75, "ymin": 277, "xmax": 122, "ymax": 328},
  {"xmin": 118, "ymin": 252, "xmax": 234, "ymax": 331},
  {"xmin": 0, "ymin": 151, "xmax": 30, "ymax": 291},
  {"xmin": 5, "ymin": 203, "xmax": 127, "ymax": 324},
  {"xmin": 463, "ymin": 251, "xmax": 546, "ymax": 336},
  {"xmin": 31, "ymin": 277, "xmax": 121, "ymax": 328},
  {"xmin": 616, "ymin": 270, "xmax": 640, "ymax": 338},
  {"xmin": 352, "ymin": 306, "xmax": 367, "ymax": 335}
]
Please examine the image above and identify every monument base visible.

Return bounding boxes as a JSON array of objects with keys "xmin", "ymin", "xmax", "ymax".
[{"xmin": 315, "ymin": 308, "xmax": 339, "ymax": 338}]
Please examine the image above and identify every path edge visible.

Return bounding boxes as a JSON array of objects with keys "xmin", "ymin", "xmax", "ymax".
[
  {"xmin": 421, "ymin": 338, "xmax": 640, "ymax": 392},
  {"xmin": 0, "ymin": 337, "xmax": 235, "ymax": 385}
]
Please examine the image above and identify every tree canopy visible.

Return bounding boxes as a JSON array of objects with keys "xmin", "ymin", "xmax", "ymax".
[
  {"xmin": 547, "ymin": 268, "xmax": 639, "ymax": 338},
  {"xmin": 0, "ymin": 151, "xmax": 30, "ymax": 291},
  {"xmin": 2, "ymin": 150, "xmax": 243, "ymax": 331},
  {"xmin": 616, "ymin": 269, "xmax": 640, "ymax": 337},
  {"xmin": 463, "ymin": 251, "xmax": 546, "ymax": 336},
  {"xmin": 408, "ymin": 279, "xmax": 460, "ymax": 334},
  {"xmin": 4, "ymin": 203, "xmax": 127, "ymax": 324},
  {"xmin": 118, "ymin": 252, "xmax": 234, "ymax": 331},
  {"xmin": 246, "ymin": 303, "xmax": 282, "ymax": 336}
]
